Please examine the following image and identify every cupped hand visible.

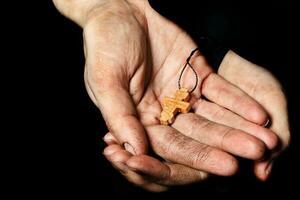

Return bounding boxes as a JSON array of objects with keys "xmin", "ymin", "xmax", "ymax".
[
  {"xmin": 218, "ymin": 51, "xmax": 290, "ymax": 181},
  {"xmin": 102, "ymin": 51, "xmax": 287, "ymax": 191},
  {"xmin": 84, "ymin": 0, "xmax": 270, "ymax": 153},
  {"xmin": 86, "ymin": 0, "xmax": 279, "ymax": 191}
]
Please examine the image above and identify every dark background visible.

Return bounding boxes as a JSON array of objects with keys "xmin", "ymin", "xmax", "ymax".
[{"xmin": 14, "ymin": 0, "xmax": 299, "ymax": 198}]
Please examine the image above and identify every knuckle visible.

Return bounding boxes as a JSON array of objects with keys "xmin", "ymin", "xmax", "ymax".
[
  {"xmin": 202, "ymin": 73, "xmax": 218, "ymax": 92},
  {"xmin": 220, "ymin": 128, "xmax": 234, "ymax": 150},
  {"xmin": 187, "ymin": 114, "xmax": 202, "ymax": 135},
  {"xmin": 164, "ymin": 133, "xmax": 186, "ymax": 155},
  {"xmin": 89, "ymin": 70, "xmax": 120, "ymax": 93},
  {"xmin": 106, "ymin": 116, "xmax": 121, "ymax": 130},
  {"xmin": 211, "ymin": 107, "xmax": 226, "ymax": 120},
  {"xmin": 191, "ymin": 144, "xmax": 212, "ymax": 167},
  {"xmin": 188, "ymin": 114, "xmax": 200, "ymax": 129},
  {"xmin": 232, "ymin": 92, "xmax": 247, "ymax": 111},
  {"xmin": 189, "ymin": 114, "xmax": 211, "ymax": 131},
  {"xmin": 86, "ymin": 58, "xmax": 125, "ymax": 94}
]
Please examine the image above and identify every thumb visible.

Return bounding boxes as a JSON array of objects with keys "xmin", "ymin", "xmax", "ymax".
[
  {"xmin": 254, "ymin": 159, "xmax": 274, "ymax": 181},
  {"xmin": 90, "ymin": 73, "xmax": 148, "ymax": 155}
]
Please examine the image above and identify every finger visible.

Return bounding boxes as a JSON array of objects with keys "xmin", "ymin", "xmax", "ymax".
[
  {"xmin": 217, "ymin": 51, "xmax": 290, "ymax": 149},
  {"xmin": 202, "ymin": 73, "xmax": 269, "ymax": 125},
  {"xmin": 88, "ymin": 73, "xmax": 147, "ymax": 155},
  {"xmin": 254, "ymin": 150, "xmax": 281, "ymax": 181},
  {"xmin": 103, "ymin": 146, "xmax": 168, "ymax": 192},
  {"xmin": 103, "ymin": 132, "xmax": 119, "ymax": 145},
  {"xmin": 127, "ymin": 155, "xmax": 208, "ymax": 186},
  {"xmin": 103, "ymin": 137, "xmax": 209, "ymax": 185},
  {"xmin": 103, "ymin": 145, "xmax": 133, "ymax": 175},
  {"xmin": 253, "ymin": 92, "xmax": 290, "ymax": 181},
  {"xmin": 260, "ymin": 91, "xmax": 290, "ymax": 150},
  {"xmin": 146, "ymin": 125, "xmax": 238, "ymax": 176},
  {"xmin": 217, "ymin": 51, "xmax": 290, "ymax": 180},
  {"xmin": 172, "ymin": 113, "xmax": 266, "ymax": 160},
  {"xmin": 193, "ymin": 99, "xmax": 279, "ymax": 150},
  {"xmin": 254, "ymin": 159, "xmax": 274, "ymax": 181}
]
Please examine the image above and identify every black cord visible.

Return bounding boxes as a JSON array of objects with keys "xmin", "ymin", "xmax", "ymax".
[{"xmin": 178, "ymin": 48, "xmax": 200, "ymax": 93}]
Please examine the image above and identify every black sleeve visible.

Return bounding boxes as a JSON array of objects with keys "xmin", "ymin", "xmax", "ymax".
[
  {"xmin": 197, "ymin": 36, "xmax": 229, "ymax": 71},
  {"xmin": 149, "ymin": 0, "xmax": 229, "ymax": 71}
]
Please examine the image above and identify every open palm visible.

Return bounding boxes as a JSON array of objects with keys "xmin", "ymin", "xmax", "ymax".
[{"xmin": 83, "ymin": 0, "xmax": 278, "ymax": 191}]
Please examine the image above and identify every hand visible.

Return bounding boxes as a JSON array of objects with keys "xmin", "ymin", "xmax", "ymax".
[
  {"xmin": 218, "ymin": 51, "xmax": 290, "ymax": 181},
  {"xmin": 52, "ymin": 0, "xmax": 271, "ymax": 152},
  {"xmin": 102, "ymin": 51, "xmax": 288, "ymax": 191},
  {"xmin": 53, "ymin": 0, "xmax": 279, "ymax": 191}
]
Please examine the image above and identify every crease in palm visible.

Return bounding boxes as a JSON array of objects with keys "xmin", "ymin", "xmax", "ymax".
[
  {"xmin": 86, "ymin": 4, "xmax": 210, "ymax": 126},
  {"xmin": 83, "ymin": 1, "xmax": 288, "ymax": 190}
]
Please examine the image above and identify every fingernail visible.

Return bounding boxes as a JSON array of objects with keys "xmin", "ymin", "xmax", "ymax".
[
  {"xmin": 103, "ymin": 134, "xmax": 114, "ymax": 144},
  {"xmin": 124, "ymin": 143, "xmax": 136, "ymax": 155},
  {"xmin": 102, "ymin": 148, "xmax": 115, "ymax": 156},
  {"xmin": 263, "ymin": 119, "xmax": 270, "ymax": 127},
  {"xmin": 265, "ymin": 161, "xmax": 273, "ymax": 177}
]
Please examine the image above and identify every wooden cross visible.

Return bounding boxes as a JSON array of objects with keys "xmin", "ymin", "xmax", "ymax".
[{"xmin": 160, "ymin": 88, "xmax": 191, "ymax": 125}]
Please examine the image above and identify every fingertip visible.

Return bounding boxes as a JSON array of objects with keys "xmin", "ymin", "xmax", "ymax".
[
  {"xmin": 223, "ymin": 156, "xmax": 239, "ymax": 176},
  {"xmin": 263, "ymin": 129, "xmax": 279, "ymax": 150},
  {"xmin": 254, "ymin": 165, "xmax": 267, "ymax": 181},
  {"xmin": 103, "ymin": 132, "xmax": 118, "ymax": 145},
  {"xmin": 248, "ymin": 106, "xmax": 269, "ymax": 126},
  {"xmin": 247, "ymin": 138, "xmax": 266, "ymax": 160},
  {"xmin": 241, "ymin": 125, "xmax": 278, "ymax": 151},
  {"xmin": 103, "ymin": 144, "xmax": 123, "ymax": 156},
  {"xmin": 254, "ymin": 161, "xmax": 272, "ymax": 181},
  {"xmin": 209, "ymin": 151, "xmax": 239, "ymax": 176},
  {"xmin": 229, "ymin": 130, "xmax": 267, "ymax": 160}
]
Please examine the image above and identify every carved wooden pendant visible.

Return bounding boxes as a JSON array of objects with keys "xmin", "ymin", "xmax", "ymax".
[{"xmin": 160, "ymin": 88, "xmax": 191, "ymax": 125}]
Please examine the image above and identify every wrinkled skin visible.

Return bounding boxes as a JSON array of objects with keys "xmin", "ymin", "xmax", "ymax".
[
  {"xmin": 103, "ymin": 52, "xmax": 290, "ymax": 192},
  {"xmin": 53, "ymin": 0, "xmax": 289, "ymax": 192}
]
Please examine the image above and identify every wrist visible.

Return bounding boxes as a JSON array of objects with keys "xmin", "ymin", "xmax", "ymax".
[
  {"xmin": 53, "ymin": 0, "xmax": 149, "ymax": 27},
  {"xmin": 53, "ymin": 0, "xmax": 118, "ymax": 27},
  {"xmin": 85, "ymin": 0, "xmax": 149, "ymax": 30}
]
